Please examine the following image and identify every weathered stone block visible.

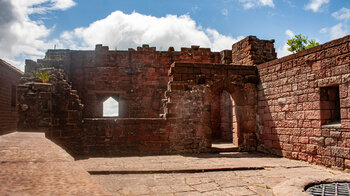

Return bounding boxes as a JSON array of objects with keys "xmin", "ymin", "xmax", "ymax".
[
  {"xmin": 306, "ymin": 144, "xmax": 318, "ymax": 155},
  {"xmin": 310, "ymin": 137, "xmax": 324, "ymax": 146},
  {"xmin": 345, "ymin": 159, "xmax": 350, "ymax": 169},
  {"xmin": 325, "ymin": 137, "xmax": 337, "ymax": 146}
]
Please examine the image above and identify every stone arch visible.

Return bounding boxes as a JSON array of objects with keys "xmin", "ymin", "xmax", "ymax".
[
  {"xmin": 210, "ymin": 89, "xmax": 239, "ymax": 145},
  {"xmin": 205, "ymin": 78, "xmax": 257, "ymax": 150}
]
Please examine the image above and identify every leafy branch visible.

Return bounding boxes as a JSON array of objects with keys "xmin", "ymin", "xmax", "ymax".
[{"xmin": 287, "ymin": 34, "xmax": 319, "ymax": 53}]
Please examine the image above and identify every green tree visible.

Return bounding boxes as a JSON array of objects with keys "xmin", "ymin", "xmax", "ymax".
[{"xmin": 287, "ymin": 34, "xmax": 320, "ymax": 53}]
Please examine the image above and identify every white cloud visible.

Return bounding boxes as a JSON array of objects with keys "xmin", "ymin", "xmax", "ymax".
[
  {"xmin": 0, "ymin": 0, "xmax": 76, "ymax": 70},
  {"xmin": 238, "ymin": 0, "xmax": 275, "ymax": 9},
  {"xmin": 2, "ymin": 2, "xmax": 242, "ymax": 71},
  {"xmin": 321, "ymin": 23, "xmax": 348, "ymax": 40},
  {"xmin": 320, "ymin": 27, "xmax": 328, "ymax": 34},
  {"xmin": 206, "ymin": 29, "xmax": 244, "ymax": 51},
  {"xmin": 260, "ymin": 0, "xmax": 274, "ymax": 7},
  {"xmin": 221, "ymin": 9, "xmax": 229, "ymax": 16},
  {"xmin": 277, "ymin": 43, "xmax": 292, "ymax": 58},
  {"xmin": 52, "ymin": 0, "xmax": 76, "ymax": 10},
  {"xmin": 19, "ymin": 0, "xmax": 76, "ymax": 14},
  {"xmin": 332, "ymin": 7, "xmax": 350, "ymax": 21},
  {"xmin": 60, "ymin": 11, "xmax": 243, "ymax": 52},
  {"xmin": 283, "ymin": 0, "xmax": 296, "ymax": 8},
  {"xmin": 305, "ymin": 0, "xmax": 329, "ymax": 13},
  {"xmin": 285, "ymin": 29, "xmax": 295, "ymax": 38},
  {"xmin": 277, "ymin": 29, "xmax": 294, "ymax": 58},
  {"xmin": 329, "ymin": 24, "xmax": 347, "ymax": 39},
  {"xmin": 191, "ymin": 5, "xmax": 199, "ymax": 13}
]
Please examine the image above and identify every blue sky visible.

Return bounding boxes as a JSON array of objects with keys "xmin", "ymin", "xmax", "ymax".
[{"xmin": 1, "ymin": 0, "xmax": 350, "ymax": 71}]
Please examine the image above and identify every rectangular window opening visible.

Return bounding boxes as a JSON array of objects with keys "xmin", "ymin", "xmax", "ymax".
[{"xmin": 320, "ymin": 86, "xmax": 340, "ymax": 126}]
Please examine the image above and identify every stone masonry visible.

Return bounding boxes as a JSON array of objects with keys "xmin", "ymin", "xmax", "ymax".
[
  {"xmin": 17, "ymin": 35, "xmax": 350, "ymax": 169},
  {"xmin": 256, "ymin": 35, "xmax": 350, "ymax": 169},
  {"xmin": 0, "ymin": 59, "xmax": 23, "ymax": 135}
]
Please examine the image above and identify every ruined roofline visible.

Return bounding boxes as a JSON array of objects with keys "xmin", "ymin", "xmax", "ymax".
[
  {"xmin": 231, "ymin": 35, "xmax": 277, "ymax": 65},
  {"xmin": 39, "ymin": 35, "xmax": 276, "ymax": 66},
  {"xmin": 242, "ymin": 35, "xmax": 275, "ymax": 43},
  {"xmin": 41, "ymin": 35, "xmax": 279, "ymax": 61},
  {"xmin": 93, "ymin": 43, "xmax": 218, "ymax": 53},
  {"xmin": 46, "ymin": 44, "xmax": 220, "ymax": 53},
  {"xmin": 0, "ymin": 59, "xmax": 24, "ymax": 76}
]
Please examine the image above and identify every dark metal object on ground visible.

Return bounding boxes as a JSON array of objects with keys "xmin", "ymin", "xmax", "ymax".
[{"xmin": 306, "ymin": 182, "xmax": 350, "ymax": 196}]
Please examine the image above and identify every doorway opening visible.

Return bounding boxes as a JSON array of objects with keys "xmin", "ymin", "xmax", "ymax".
[{"xmin": 211, "ymin": 90, "xmax": 238, "ymax": 150}]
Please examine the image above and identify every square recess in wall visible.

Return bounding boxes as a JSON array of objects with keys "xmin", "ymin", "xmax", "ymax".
[{"xmin": 320, "ymin": 86, "xmax": 341, "ymax": 126}]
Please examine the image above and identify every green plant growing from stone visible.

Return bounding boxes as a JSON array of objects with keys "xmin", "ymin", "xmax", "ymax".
[
  {"xmin": 33, "ymin": 71, "xmax": 51, "ymax": 83},
  {"xmin": 287, "ymin": 34, "xmax": 319, "ymax": 53}
]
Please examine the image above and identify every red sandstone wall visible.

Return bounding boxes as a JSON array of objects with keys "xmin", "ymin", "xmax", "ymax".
[
  {"xmin": 0, "ymin": 60, "xmax": 23, "ymax": 134},
  {"xmin": 77, "ymin": 62, "xmax": 259, "ymax": 155},
  {"xmin": 82, "ymin": 118, "xmax": 171, "ymax": 155},
  {"xmin": 166, "ymin": 62, "xmax": 258, "ymax": 151},
  {"xmin": 61, "ymin": 45, "xmax": 221, "ymax": 118},
  {"xmin": 232, "ymin": 36, "xmax": 276, "ymax": 65},
  {"xmin": 257, "ymin": 35, "xmax": 350, "ymax": 169},
  {"xmin": 31, "ymin": 46, "xmax": 223, "ymax": 155}
]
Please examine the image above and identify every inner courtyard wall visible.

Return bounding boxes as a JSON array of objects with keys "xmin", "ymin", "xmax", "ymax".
[{"xmin": 72, "ymin": 62, "xmax": 259, "ymax": 155}]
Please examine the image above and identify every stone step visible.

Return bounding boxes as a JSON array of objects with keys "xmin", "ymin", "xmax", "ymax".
[
  {"xmin": 211, "ymin": 146, "xmax": 240, "ymax": 153},
  {"xmin": 211, "ymin": 142, "xmax": 239, "ymax": 153}
]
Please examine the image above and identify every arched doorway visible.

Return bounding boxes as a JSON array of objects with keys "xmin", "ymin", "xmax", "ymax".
[{"xmin": 211, "ymin": 90, "xmax": 238, "ymax": 147}]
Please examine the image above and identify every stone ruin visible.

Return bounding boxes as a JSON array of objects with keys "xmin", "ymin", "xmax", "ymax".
[{"xmin": 17, "ymin": 35, "xmax": 350, "ymax": 169}]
